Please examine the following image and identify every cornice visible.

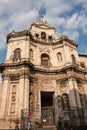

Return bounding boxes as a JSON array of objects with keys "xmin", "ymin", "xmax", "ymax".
[
  {"xmin": 7, "ymin": 30, "xmax": 28, "ymax": 43},
  {"xmin": 60, "ymin": 35, "xmax": 78, "ymax": 47},
  {"xmin": 79, "ymin": 54, "xmax": 87, "ymax": 57},
  {"xmin": 0, "ymin": 61, "xmax": 87, "ymax": 75},
  {"xmin": 29, "ymin": 32, "xmax": 78, "ymax": 48}
]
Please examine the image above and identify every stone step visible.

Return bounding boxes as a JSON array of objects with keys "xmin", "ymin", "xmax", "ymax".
[
  {"xmin": 0, "ymin": 120, "xmax": 10, "ymax": 129},
  {"xmin": 32, "ymin": 126, "xmax": 57, "ymax": 130}
]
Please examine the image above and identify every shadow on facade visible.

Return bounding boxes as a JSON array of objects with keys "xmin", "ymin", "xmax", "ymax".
[
  {"xmin": 20, "ymin": 88, "xmax": 87, "ymax": 130},
  {"xmin": 55, "ymin": 88, "xmax": 87, "ymax": 129}
]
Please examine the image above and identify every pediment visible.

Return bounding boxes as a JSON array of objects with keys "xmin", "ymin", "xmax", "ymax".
[{"xmin": 32, "ymin": 19, "xmax": 55, "ymax": 30}]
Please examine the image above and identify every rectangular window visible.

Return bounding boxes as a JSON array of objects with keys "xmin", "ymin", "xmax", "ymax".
[
  {"xmin": 60, "ymin": 79, "xmax": 67, "ymax": 87},
  {"xmin": 10, "ymin": 76, "xmax": 20, "ymax": 81},
  {"xmin": 48, "ymin": 36, "xmax": 52, "ymax": 41}
]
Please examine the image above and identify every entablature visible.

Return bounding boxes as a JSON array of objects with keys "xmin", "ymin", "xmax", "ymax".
[{"xmin": 0, "ymin": 60, "xmax": 87, "ymax": 76}]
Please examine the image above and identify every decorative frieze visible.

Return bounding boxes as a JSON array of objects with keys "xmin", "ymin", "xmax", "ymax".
[
  {"xmin": 39, "ymin": 47, "xmax": 50, "ymax": 53},
  {"xmin": 39, "ymin": 79, "xmax": 54, "ymax": 91},
  {"xmin": 10, "ymin": 85, "xmax": 17, "ymax": 114}
]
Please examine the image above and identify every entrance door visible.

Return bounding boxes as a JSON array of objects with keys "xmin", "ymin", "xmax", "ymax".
[{"xmin": 41, "ymin": 91, "xmax": 54, "ymax": 126}]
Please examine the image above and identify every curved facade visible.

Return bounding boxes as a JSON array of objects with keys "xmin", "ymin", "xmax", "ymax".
[{"xmin": 0, "ymin": 19, "xmax": 87, "ymax": 129}]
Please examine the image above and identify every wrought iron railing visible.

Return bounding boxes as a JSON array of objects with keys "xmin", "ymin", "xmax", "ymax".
[{"xmin": 21, "ymin": 107, "xmax": 87, "ymax": 129}]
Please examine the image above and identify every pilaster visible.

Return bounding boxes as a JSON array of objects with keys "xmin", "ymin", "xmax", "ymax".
[
  {"xmin": 0, "ymin": 75, "xmax": 9, "ymax": 119},
  {"xmin": 68, "ymin": 78, "xmax": 78, "ymax": 108},
  {"xmin": 23, "ymin": 76, "xmax": 29, "ymax": 110},
  {"xmin": 18, "ymin": 75, "xmax": 25, "ymax": 117}
]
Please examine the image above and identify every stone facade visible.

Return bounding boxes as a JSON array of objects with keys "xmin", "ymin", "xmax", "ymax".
[{"xmin": 0, "ymin": 19, "xmax": 87, "ymax": 129}]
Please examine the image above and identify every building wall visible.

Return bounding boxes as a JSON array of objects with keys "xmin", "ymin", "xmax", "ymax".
[{"xmin": 0, "ymin": 19, "xmax": 87, "ymax": 129}]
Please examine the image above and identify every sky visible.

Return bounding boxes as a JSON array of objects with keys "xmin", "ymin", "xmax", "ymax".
[{"xmin": 0, "ymin": 0, "xmax": 87, "ymax": 81}]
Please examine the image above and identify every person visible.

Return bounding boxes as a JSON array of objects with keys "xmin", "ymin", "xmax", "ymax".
[
  {"xmin": 27, "ymin": 114, "xmax": 32, "ymax": 130},
  {"xmin": 15, "ymin": 124, "xmax": 19, "ymax": 130}
]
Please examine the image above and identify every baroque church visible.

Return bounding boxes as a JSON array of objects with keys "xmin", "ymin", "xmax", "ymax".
[{"xmin": 0, "ymin": 19, "xmax": 87, "ymax": 129}]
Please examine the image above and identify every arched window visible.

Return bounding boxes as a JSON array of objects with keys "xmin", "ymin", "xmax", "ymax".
[
  {"xmin": 71, "ymin": 54, "xmax": 75, "ymax": 64},
  {"xmin": 41, "ymin": 53, "xmax": 50, "ymax": 67},
  {"xmin": 30, "ymin": 48, "xmax": 33, "ymax": 59},
  {"xmin": 57, "ymin": 52, "xmax": 62, "ymax": 61},
  {"xmin": 14, "ymin": 48, "xmax": 21, "ymax": 62},
  {"xmin": 41, "ymin": 32, "xmax": 46, "ymax": 39}
]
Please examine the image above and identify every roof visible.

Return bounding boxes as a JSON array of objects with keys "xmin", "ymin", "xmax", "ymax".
[
  {"xmin": 79, "ymin": 54, "xmax": 87, "ymax": 57},
  {"xmin": 7, "ymin": 30, "xmax": 28, "ymax": 43}
]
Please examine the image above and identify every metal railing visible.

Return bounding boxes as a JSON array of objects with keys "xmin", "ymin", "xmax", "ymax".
[{"xmin": 20, "ymin": 107, "xmax": 87, "ymax": 129}]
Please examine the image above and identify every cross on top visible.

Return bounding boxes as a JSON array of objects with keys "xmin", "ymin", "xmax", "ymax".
[{"xmin": 40, "ymin": 16, "xmax": 45, "ymax": 21}]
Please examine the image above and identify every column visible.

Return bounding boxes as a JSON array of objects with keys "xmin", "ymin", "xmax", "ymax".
[
  {"xmin": 23, "ymin": 76, "xmax": 29, "ymax": 110},
  {"xmin": 68, "ymin": 77, "xmax": 82, "ymax": 108},
  {"xmin": 68, "ymin": 78, "xmax": 78, "ymax": 108},
  {"xmin": 55, "ymin": 80, "xmax": 60, "ymax": 127},
  {"xmin": 82, "ymin": 80, "xmax": 87, "ymax": 112},
  {"xmin": 73, "ymin": 78, "xmax": 81, "ymax": 108}
]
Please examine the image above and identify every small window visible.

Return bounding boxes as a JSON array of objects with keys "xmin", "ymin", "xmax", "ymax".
[
  {"xmin": 57, "ymin": 52, "xmax": 62, "ymax": 61},
  {"xmin": 76, "ymin": 79, "xmax": 81, "ymax": 84},
  {"xmin": 30, "ymin": 48, "xmax": 33, "ymax": 59},
  {"xmin": 14, "ymin": 48, "xmax": 21, "ymax": 62},
  {"xmin": 35, "ymin": 33, "xmax": 39, "ymax": 38},
  {"xmin": 60, "ymin": 79, "xmax": 67, "ymax": 86},
  {"xmin": 10, "ymin": 76, "xmax": 20, "ymax": 81},
  {"xmin": 71, "ymin": 54, "xmax": 75, "ymax": 63},
  {"xmin": 76, "ymin": 78, "xmax": 82, "ymax": 88},
  {"xmin": 80, "ymin": 62, "xmax": 85, "ymax": 68},
  {"xmin": 48, "ymin": 36, "xmax": 52, "ymax": 41},
  {"xmin": 41, "ymin": 32, "xmax": 46, "ymax": 39}
]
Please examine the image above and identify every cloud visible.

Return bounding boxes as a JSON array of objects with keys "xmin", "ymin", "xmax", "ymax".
[
  {"xmin": 0, "ymin": 0, "xmax": 87, "ymax": 55},
  {"xmin": 9, "ymin": 10, "xmax": 39, "ymax": 31}
]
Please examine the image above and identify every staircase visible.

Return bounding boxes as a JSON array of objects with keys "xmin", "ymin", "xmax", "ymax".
[{"xmin": 32, "ymin": 126, "xmax": 57, "ymax": 130}]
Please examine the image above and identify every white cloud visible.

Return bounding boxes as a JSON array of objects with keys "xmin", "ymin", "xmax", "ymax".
[
  {"xmin": 66, "ymin": 13, "xmax": 79, "ymax": 29},
  {"xmin": 9, "ymin": 10, "xmax": 39, "ymax": 31},
  {"xmin": 0, "ymin": 0, "xmax": 87, "ymax": 54},
  {"xmin": 69, "ymin": 31, "xmax": 80, "ymax": 41}
]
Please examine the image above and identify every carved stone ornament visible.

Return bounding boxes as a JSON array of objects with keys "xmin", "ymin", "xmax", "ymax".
[
  {"xmin": 11, "ymin": 95, "xmax": 16, "ymax": 102},
  {"xmin": 41, "ymin": 79, "xmax": 52, "ymax": 84},
  {"xmin": 39, "ymin": 79, "xmax": 54, "ymax": 90},
  {"xmin": 39, "ymin": 47, "xmax": 50, "ymax": 53}
]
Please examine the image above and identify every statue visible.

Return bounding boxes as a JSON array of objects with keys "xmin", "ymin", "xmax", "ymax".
[
  {"xmin": 30, "ymin": 93, "xmax": 34, "ymax": 111},
  {"xmin": 62, "ymin": 94, "xmax": 69, "ymax": 111}
]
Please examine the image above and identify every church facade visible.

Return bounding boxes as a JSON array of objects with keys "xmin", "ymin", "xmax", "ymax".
[{"xmin": 0, "ymin": 19, "xmax": 87, "ymax": 129}]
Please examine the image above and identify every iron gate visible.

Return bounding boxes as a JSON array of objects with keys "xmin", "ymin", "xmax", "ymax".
[
  {"xmin": 41, "ymin": 106, "xmax": 54, "ymax": 126},
  {"xmin": 21, "ymin": 108, "xmax": 54, "ymax": 129}
]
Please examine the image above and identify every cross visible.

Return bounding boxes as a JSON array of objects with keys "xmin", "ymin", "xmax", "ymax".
[{"xmin": 40, "ymin": 16, "xmax": 45, "ymax": 21}]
